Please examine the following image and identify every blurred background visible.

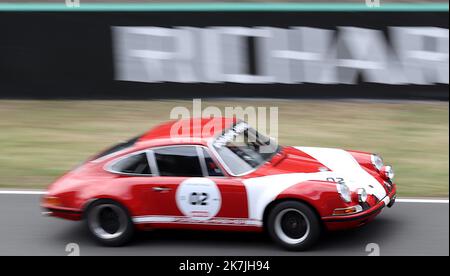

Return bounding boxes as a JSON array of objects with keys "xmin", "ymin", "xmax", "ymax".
[
  {"xmin": 1, "ymin": 100, "xmax": 447, "ymax": 198},
  {"xmin": 0, "ymin": 0, "xmax": 448, "ymax": 198}
]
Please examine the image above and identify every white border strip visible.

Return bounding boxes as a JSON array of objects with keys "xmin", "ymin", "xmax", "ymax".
[
  {"xmin": 396, "ymin": 198, "xmax": 449, "ymax": 204},
  {"xmin": 0, "ymin": 190, "xmax": 448, "ymax": 204},
  {"xmin": 133, "ymin": 215, "xmax": 263, "ymax": 227}
]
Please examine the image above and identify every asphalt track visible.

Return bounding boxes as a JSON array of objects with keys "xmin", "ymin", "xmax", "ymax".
[{"xmin": 0, "ymin": 193, "xmax": 448, "ymax": 256}]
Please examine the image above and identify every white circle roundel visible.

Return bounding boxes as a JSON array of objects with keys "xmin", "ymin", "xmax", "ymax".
[{"xmin": 176, "ymin": 178, "xmax": 222, "ymax": 221}]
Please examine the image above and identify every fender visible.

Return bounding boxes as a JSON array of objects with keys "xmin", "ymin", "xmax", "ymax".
[
  {"xmin": 243, "ymin": 172, "xmax": 347, "ymax": 221},
  {"xmin": 78, "ymin": 179, "xmax": 145, "ymax": 217},
  {"xmin": 276, "ymin": 180, "xmax": 351, "ymax": 217},
  {"xmin": 242, "ymin": 147, "xmax": 388, "ymax": 222}
]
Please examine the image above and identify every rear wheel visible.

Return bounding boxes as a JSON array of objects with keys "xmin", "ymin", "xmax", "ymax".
[
  {"xmin": 267, "ymin": 201, "xmax": 321, "ymax": 251},
  {"xmin": 86, "ymin": 200, "xmax": 134, "ymax": 246}
]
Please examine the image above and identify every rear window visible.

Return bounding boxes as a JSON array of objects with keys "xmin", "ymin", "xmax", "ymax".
[
  {"xmin": 93, "ymin": 136, "xmax": 140, "ymax": 160},
  {"xmin": 110, "ymin": 152, "xmax": 151, "ymax": 175}
]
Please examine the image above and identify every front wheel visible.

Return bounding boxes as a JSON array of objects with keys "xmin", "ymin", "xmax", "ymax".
[
  {"xmin": 267, "ymin": 201, "xmax": 321, "ymax": 251},
  {"xmin": 86, "ymin": 200, "xmax": 134, "ymax": 246}
]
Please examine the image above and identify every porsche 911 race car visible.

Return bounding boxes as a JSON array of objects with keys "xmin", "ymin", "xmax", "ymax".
[{"xmin": 42, "ymin": 118, "xmax": 396, "ymax": 250}]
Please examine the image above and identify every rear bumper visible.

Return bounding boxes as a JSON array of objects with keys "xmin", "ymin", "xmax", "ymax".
[
  {"xmin": 41, "ymin": 206, "xmax": 83, "ymax": 221},
  {"xmin": 322, "ymin": 185, "xmax": 397, "ymax": 231}
]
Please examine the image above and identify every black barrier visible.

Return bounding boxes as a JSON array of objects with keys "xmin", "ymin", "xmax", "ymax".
[{"xmin": 0, "ymin": 9, "xmax": 448, "ymax": 100}]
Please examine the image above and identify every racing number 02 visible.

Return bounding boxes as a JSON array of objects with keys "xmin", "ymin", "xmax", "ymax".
[
  {"xmin": 326, "ymin": 177, "xmax": 345, "ymax": 184},
  {"xmin": 189, "ymin": 192, "xmax": 209, "ymax": 206}
]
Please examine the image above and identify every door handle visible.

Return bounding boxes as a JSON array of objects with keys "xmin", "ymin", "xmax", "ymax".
[{"xmin": 152, "ymin": 186, "xmax": 172, "ymax": 192}]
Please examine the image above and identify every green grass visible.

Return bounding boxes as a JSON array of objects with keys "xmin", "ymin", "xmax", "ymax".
[{"xmin": 0, "ymin": 100, "xmax": 448, "ymax": 197}]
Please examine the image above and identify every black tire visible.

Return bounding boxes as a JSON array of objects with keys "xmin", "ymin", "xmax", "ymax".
[
  {"xmin": 85, "ymin": 200, "xmax": 134, "ymax": 246},
  {"xmin": 266, "ymin": 200, "xmax": 321, "ymax": 251}
]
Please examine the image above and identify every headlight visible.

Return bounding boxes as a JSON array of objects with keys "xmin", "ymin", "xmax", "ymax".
[
  {"xmin": 357, "ymin": 188, "xmax": 368, "ymax": 203},
  {"xmin": 337, "ymin": 183, "xmax": 352, "ymax": 203},
  {"xmin": 371, "ymin": 154, "xmax": 384, "ymax": 171},
  {"xmin": 381, "ymin": 165, "xmax": 395, "ymax": 180}
]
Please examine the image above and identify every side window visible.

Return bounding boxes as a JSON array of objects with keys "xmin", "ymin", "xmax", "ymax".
[
  {"xmin": 203, "ymin": 149, "xmax": 224, "ymax": 177},
  {"xmin": 110, "ymin": 152, "xmax": 151, "ymax": 175},
  {"xmin": 153, "ymin": 146, "xmax": 203, "ymax": 177}
]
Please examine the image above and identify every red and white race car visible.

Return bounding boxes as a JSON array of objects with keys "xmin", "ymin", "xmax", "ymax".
[{"xmin": 42, "ymin": 118, "xmax": 396, "ymax": 250}]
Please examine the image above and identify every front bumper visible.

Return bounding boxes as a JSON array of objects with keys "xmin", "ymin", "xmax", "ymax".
[{"xmin": 322, "ymin": 185, "xmax": 397, "ymax": 231}]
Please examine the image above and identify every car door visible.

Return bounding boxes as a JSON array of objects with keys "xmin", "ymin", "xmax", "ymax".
[
  {"xmin": 199, "ymin": 147, "xmax": 249, "ymax": 223},
  {"xmin": 145, "ymin": 145, "xmax": 249, "ymax": 227}
]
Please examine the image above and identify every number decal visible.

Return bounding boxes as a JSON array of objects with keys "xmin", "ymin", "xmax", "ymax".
[
  {"xmin": 326, "ymin": 177, "xmax": 345, "ymax": 184},
  {"xmin": 176, "ymin": 178, "xmax": 221, "ymax": 221},
  {"xmin": 189, "ymin": 192, "xmax": 209, "ymax": 206}
]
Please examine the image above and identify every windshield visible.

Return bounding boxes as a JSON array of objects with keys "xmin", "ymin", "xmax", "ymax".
[{"xmin": 212, "ymin": 122, "xmax": 280, "ymax": 175}]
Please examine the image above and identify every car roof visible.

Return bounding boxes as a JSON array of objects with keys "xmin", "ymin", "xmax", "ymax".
[{"xmin": 137, "ymin": 117, "xmax": 237, "ymax": 146}]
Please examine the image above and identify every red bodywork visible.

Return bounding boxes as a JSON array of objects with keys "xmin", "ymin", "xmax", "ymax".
[{"xmin": 42, "ymin": 117, "xmax": 397, "ymax": 232}]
